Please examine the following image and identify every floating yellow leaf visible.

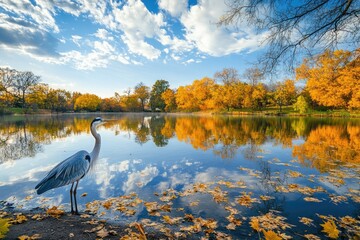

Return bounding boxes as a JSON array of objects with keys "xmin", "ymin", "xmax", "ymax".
[
  {"xmin": 24, "ymin": 196, "xmax": 33, "ymax": 201},
  {"xmin": 81, "ymin": 193, "xmax": 87, "ymax": 197},
  {"xmin": 250, "ymin": 218, "xmax": 261, "ymax": 232},
  {"xmin": 162, "ymin": 215, "xmax": 182, "ymax": 225},
  {"xmin": 102, "ymin": 200, "xmax": 112, "ymax": 210},
  {"xmin": 304, "ymin": 197, "xmax": 322, "ymax": 202},
  {"xmin": 304, "ymin": 234, "xmax": 321, "ymax": 240},
  {"xmin": 288, "ymin": 170, "xmax": 303, "ymax": 178},
  {"xmin": 260, "ymin": 195, "xmax": 274, "ymax": 201},
  {"xmin": 236, "ymin": 192, "xmax": 258, "ymax": 207},
  {"xmin": 299, "ymin": 217, "xmax": 314, "ymax": 226},
  {"xmin": 0, "ymin": 218, "xmax": 11, "ymax": 238},
  {"xmin": 189, "ymin": 200, "xmax": 199, "ymax": 207},
  {"xmin": 321, "ymin": 220, "xmax": 340, "ymax": 239},
  {"xmin": 133, "ymin": 222, "xmax": 147, "ymax": 240},
  {"xmin": 262, "ymin": 230, "xmax": 281, "ymax": 240}
]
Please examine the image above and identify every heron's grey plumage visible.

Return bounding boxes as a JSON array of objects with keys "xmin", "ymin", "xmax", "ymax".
[
  {"xmin": 35, "ymin": 150, "xmax": 91, "ymax": 194},
  {"xmin": 35, "ymin": 117, "xmax": 104, "ymax": 214}
]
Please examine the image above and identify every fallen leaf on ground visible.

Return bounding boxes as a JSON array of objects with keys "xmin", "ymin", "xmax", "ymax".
[
  {"xmin": 97, "ymin": 228, "xmax": 109, "ymax": 238},
  {"xmin": 46, "ymin": 206, "xmax": 64, "ymax": 218},
  {"xmin": 10, "ymin": 214, "xmax": 27, "ymax": 224},
  {"xmin": 0, "ymin": 218, "xmax": 11, "ymax": 238},
  {"xmin": 18, "ymin": 234, "xmax": 41, "ymax": 240}
]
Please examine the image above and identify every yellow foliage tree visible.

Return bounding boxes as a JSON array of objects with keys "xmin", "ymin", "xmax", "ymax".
[
  {"xmin": 296, "ymin": 49, "xmax": 359, "ymax": 109},
  {"xmin": 74, "ymin": 93, "xmax": 101, "ymax": 112},
  {"xmin": 161, "ymin": 89, "xmax": 177, "ymax": 112}
]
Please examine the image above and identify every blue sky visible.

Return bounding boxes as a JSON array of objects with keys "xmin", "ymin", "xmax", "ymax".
[{"xmin": 0, "ymin": 0, "xmax": 268, "ymax": 97}]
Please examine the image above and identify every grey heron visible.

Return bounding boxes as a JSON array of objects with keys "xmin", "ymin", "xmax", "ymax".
[{"xmin": 35, "ymin": 117, "xmax": 105, "ymax": 214}]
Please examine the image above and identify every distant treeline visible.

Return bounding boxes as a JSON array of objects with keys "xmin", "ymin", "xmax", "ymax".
[{"xmin": 0, "ymin": 49, "xmax": 359, "ymax": 114}]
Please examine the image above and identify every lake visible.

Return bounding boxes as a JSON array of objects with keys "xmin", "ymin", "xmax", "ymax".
[{"xmin": 0, "ymin": 113, "xmax": 359, "ymax": 239}]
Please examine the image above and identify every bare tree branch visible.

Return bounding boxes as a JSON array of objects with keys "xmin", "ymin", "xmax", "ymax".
[{"xmin": 220, "ymin": 0, "xmax": 360, "ymax": 75}]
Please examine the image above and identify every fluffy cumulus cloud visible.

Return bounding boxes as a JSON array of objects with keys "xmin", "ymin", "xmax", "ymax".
[
  {"xmin": 181, "ymin": 0, "xmax": 266, "ymax": 56},
  {"xmin": 0, "ymin": 0, "xmax": 266, "ymax": 69},
  {"xmin": 158, "ymin": 0, "xmax": 188, "ymax": 17}
]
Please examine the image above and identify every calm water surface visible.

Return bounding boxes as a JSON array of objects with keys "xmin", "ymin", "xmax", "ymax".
[{"xmin": 0, "ymin": 114, "xmax": 359, "ymax": 239}]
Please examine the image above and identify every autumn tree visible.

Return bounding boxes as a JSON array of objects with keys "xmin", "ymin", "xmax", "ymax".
[
  {"xmin": 273, "ymin": 79, "xmax": 296, "ymax": 112},
  {"xmin": 46, "ymin": 89, "xmax": 71, "ymax": 112},
  {"xmin": 150, "ymin": 80, "xmax": 170, "ymax": 111},
  {"xmin": 74, "ymin": 93, "xmax": 101, "ymax": 112},
  {"xmin": 161, "ymin": 88, "xmax": 177, "ymax": 112},
  {"xmin": 26, "ymin": 83, "xmax": 50, "ymax": 110},
  {"xmin": 251, "ymin": 83, "xmax": 268, "ymax": 109},
  {"xmin": 192, "ymin": 77, "xmax": 216, "ymax": 110},
  {"xmin": 13, "ymin": 71, "xmax": 40, "ymax": 108},
  {"xmin": 100, "ymin": 94, "xmax": 122, "ymax": 112},
  {"xmin": 0, "ymin": 68, "xmax": 40, "ymax": 108},
  {"xmin": 214, "ymin": 68, "xmax": 244, "ymax": 110},
  {"xmin": 176, "ymin": 85, "xmax": 197, "ymax": 111},
  {"xmin": 220, "ymin": 0, "xmax": 360, "ymax": 73},
  {"xmin": 0, "ymin": 68, "xmax": 16, "ymax": 107},
  {"xmin": 296, "ymin": 49, "xmax": 359, "ymax": 109},
  {"xmin": 134, "ymin": 82, "xmax": 150, "ymax": 111}
]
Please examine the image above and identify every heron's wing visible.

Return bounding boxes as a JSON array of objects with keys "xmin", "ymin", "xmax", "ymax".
[{"xmin": 35, "ymin": 150, "xmax": 91, "ymax": 194}]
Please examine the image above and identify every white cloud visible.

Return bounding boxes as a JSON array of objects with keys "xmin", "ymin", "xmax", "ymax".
[
  {"xmin": 181, "ymin": 0, "xmax": 267, "ymax": 56},
  {"xmin": 0, "ymin": 0, "xmax": 59, "ymax": 32},
  {"xmin": 158, "ymin": 0, "xmax": 187, "ymax": 17},
  {"xmin": 112, "ymin": 0, "xmax": 165, "ymax": 60},
  {"xmin": 94, "ymin": 28, "xmax": 114, "ymax": 41},
  {"xmin": 71, "ymin": 35, "xmax": 82, "ymax": 47},
  {"xmin": 0, "ymin": 0, "xmax": 268, "ymax": 68},
  {"xmin": 123, "ymin": 166, "xmax": 159, "ymax": 193}
]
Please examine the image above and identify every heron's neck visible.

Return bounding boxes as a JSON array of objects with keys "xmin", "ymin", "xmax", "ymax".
[{"xmin": 90, "ymin": 126, "xmax": 101, "ymax": 163}]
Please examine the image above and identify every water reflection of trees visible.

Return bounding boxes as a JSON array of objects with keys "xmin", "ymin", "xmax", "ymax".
[
  {"xmin": 0, "ymin": 115, "xmax": 96, "ymax": 164},
  {"xmin": 293, "ymin": 124, "xmax": 360, "ymax": 172},
  {"xmin": 1, "ymin": 115, "xmax": 359, "ymax": 172}
]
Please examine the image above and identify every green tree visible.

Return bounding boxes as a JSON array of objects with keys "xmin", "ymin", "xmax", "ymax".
[
  {"xmin": 150, "ymin": 80, "xmax": 170, "ymax": 111},
  {"xmin": 134, "ymin": 82, "xmax": 150, "ymax": 111},
  {"xmin": 74, "ymin": 93, "xmax": 101, "ymax": 112},
  {"xmin": 293, "ymin": 95, "xmax": 309, "ymax": 114}
]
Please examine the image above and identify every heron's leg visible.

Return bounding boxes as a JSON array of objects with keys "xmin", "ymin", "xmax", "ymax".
[
  {"xmin": 73, "ymin": 180, "xmax": 80, "ymax": 215},
  {"xmin": 70, "ymin": 182, "xmax": 74, "ymax": 214}
]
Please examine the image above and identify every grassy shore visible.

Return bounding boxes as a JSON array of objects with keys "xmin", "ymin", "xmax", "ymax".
[{"xmin": 2, "ymin": 107, "xmax": 360, "ymax": 118}]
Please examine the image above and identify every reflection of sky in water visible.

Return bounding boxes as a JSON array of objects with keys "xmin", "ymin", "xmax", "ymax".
[{"xmin": 0, "ymin": 115, "xmax": 359, "ymax": 238}]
